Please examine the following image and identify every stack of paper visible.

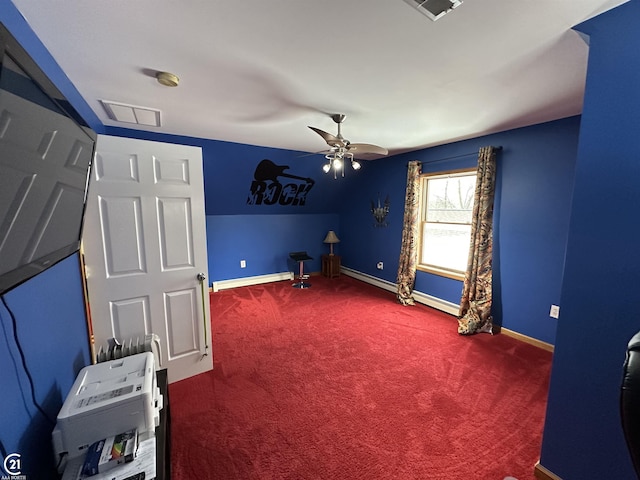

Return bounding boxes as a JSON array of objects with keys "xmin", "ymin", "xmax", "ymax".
[{"xmin": 62, "ymin": 436, "xmax": 156, "ymax": 480}]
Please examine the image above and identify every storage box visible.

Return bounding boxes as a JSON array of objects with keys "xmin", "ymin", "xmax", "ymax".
[{"xmin": 81, "ymin": 428, "xmax": 138, "ymax": 477}]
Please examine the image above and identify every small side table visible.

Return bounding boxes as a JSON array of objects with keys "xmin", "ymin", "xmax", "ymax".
[
  {"xmin": 156, "ymin": 368, "xmax": 170, "ymax": 480},
  {"xmin": 322, "ymin": 254, "xmax": 341, "ymax": 278}
]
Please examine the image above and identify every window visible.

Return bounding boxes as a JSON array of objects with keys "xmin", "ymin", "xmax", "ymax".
[{"xmin": 418, "ymin": 169, "xmax": 476, "ymax": 279}]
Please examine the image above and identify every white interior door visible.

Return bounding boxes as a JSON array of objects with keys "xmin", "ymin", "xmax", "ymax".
[{"xmin": 82, "ymin": 135, "xmax": 212, "ymax": 383}]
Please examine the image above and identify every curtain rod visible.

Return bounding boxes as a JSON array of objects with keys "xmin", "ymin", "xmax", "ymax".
[{"xmin": 411, "ymin": 145, "xmax": 502, "ymax": 166}]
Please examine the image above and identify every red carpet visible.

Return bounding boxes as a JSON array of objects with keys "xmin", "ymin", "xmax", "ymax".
[{"xmin": 169, "ymin": 275, "xmax": 552, "ymax": 479}]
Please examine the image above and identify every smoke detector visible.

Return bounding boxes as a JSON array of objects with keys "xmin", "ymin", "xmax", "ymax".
[{"xmin": 156, "ymin": 71, "xmax": 179, "ymax": 87}]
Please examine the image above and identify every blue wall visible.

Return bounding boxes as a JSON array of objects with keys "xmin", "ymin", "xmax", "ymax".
[
  {"xmin": 339, "ymin": 117, "xmax": 580, "ymax": 345},
  {"xmin": 208, "ymin": 214, "xmax": 340, "ymax": 280},
  {"xmin": 540, "ymin": 2, "xmax": 640, "ymax": 478},
  {"xmin": 0, "ymin": 254, "xmax": 91, "ymax": 477}
]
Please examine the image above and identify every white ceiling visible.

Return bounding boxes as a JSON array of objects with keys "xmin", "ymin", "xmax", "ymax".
[{"xmin": 13, "ymin": 0, "xmax": 627, "ymax": 159}]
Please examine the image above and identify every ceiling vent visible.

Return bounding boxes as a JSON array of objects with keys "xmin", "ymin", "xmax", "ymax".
[
  {"xmin": 403, "ymin": 0, "xmax": 462, "ymax": 21},
  {"xmin": 100, "ymin": 100, "xmax": 162, "ymax": 127}
]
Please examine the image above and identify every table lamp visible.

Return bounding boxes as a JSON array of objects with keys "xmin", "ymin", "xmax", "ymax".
[{"xmin": 323, "ymin": 230, "xmax": 340, "ymax": 256}]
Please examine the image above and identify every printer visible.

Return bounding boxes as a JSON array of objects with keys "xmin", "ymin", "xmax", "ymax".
[{"xmin": 52, "ymin": 352, "xmax": 163, "ymax": 463}]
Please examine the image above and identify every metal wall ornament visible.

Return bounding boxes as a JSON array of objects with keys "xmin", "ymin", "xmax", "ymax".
[
  {"xmin": 371, "ymin": 194, "xmax": 390, "ymax": 227},
  {"xmin": 247, "ymin": 159, "xmax": 315, "ymax": 206}
]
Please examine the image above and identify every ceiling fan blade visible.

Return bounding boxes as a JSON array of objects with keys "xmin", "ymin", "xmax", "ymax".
[
  {"xmin": 308, "ymin": 126, "xmax": 346, "ymax": 148},
  {"xmin": 297, "ymin": 149, "xmax": 331, "ymax": 158},
  {"xmin": 347, "ymin": 143, "xmax": 389, "ymax": 157}
]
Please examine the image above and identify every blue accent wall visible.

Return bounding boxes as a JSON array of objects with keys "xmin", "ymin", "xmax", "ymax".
[
  {"xmin": 339, "ymin": 117, "xmax": 579, "ymax": 345},
  {"xmin": 0, "ymin": 254, "xmax": 90, "ymax": 477},
  {"xmin": 540, "ymin": 2, "xmax": 640, "ymax": 478},
  {"xmin": 208, "ymin": 214, "xmax": 340, "ymax": 281}
]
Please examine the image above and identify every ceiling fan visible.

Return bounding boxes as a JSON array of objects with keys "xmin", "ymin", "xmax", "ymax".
[{"xmin": 308, "ymin": 114, "xmax": 389, "ymax": 161}]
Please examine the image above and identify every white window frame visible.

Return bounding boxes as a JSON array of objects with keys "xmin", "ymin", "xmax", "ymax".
[{"xmin": 418, "ymin": 168, "xmax": 477, "ymax": 280}]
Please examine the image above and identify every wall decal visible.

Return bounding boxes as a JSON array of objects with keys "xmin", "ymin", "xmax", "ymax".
[
  {"xmin": 247, "ymin": 159, "xmax": 315, "ymax": 206},
  {"xmin": 371, "ymin": 194, "xmax": 390, "ymax": 227}
]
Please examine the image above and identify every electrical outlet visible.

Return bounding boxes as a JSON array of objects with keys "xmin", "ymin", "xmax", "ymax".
[
  {"xmin": 240, "ymin": 260, "xmax": 246, "ymax": 268},
  {"xmin": 550, "ymin": 305, "xmax": 560, "ymax": 319}
]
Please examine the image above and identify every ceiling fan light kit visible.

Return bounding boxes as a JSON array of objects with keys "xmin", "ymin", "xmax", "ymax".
[
  {"xmin": 308, "ymin": 114, "xmax": 388, "ymax": 179},
  {"xmin": 403, "ymin": 0, "xmax": 463, "ymax": 21}
]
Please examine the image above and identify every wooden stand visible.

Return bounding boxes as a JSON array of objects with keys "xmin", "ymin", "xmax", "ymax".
[
  {"xmin": 322, "ymin": 254, "xmax": 341, "ymax": 278},
  {"xmin": 156, "ymin": 368, "xmax": 170, "ymax": 479}
]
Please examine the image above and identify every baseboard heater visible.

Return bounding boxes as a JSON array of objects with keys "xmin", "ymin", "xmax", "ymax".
[
  {"xmin": 212, "ymin": 271, "xmax": 294, "ymax": 292},
  {"xmin": 341, "ymin": 267, "xmax": 554, "ymax": 351},
  {"xmin": 341, "ymin": 267, "xmax": 460, "ymax": 316}
]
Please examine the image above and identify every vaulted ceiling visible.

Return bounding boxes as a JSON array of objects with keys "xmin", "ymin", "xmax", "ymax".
[{"xmin": 12, "ymin": 0, "xmax": 628, "ymax": 159}]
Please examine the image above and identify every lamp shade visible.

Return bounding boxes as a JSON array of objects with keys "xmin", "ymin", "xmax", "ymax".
[{"xmin": 323, "ymin": 230, "xmax": 340, "ymax": 244}]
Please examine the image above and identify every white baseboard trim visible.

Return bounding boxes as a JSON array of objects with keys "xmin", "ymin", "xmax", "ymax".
[
  {"xmin": 340, "ymin": 267, "xmax": 460, "ymax": 316},
  {"xmin": 501, "ymin": 328, "xmax": 555, "ymax": 352},
  {"xmin": 212, "ymin": 272, "xmax": 294, "ymax": 292}
]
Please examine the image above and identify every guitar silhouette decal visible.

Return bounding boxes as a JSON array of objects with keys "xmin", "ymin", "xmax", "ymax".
[{"xmin": 247, "ymin": 159, "xmax": 316, "ymax": 206}]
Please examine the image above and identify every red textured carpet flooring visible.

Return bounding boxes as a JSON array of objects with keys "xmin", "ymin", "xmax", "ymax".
[{"xmin": 169, "ymin": 275, "xmax": 552, "ymax": 479}]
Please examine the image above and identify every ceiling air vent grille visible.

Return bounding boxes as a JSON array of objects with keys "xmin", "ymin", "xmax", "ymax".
[
  {"xmin": 100, "ymin": 100, "xmax": 162, "ymax": 127},
  {"xmin": 403, "ymin": 0, "xmax": 463, "ymax": 21}
]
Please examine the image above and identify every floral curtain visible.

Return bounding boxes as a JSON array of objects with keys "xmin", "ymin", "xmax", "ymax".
[
  {"xmin": 396, "ymin": 161, "xmax": 421, "ymax": 306},
  {"xmin": 458, "ymin": 146, "xmax": 497, "ymax": 335}
]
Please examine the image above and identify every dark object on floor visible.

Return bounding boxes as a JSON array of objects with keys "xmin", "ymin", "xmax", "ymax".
[
  {"xmin": 622, "ymin": 331, "xmax": 640, "ymax": 478},
  {"xmin": 289, "ymin": 251, "xmax": 312, "ymax": 288}
]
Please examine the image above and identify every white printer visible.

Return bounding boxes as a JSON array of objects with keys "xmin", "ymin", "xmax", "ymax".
[{"xmin": 52, "ymin": 352, "xmax": 163, "ymax": 462}]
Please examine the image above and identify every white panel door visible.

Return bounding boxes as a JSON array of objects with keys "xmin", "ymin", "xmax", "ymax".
[{"xmin": 82, "ymin": 135, "xmax": 212, "ymax": 383}]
